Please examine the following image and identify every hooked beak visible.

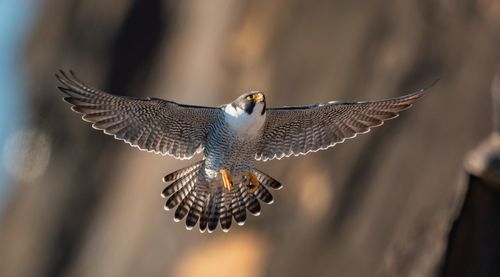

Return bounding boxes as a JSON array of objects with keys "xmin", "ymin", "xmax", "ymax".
[{"xmin": 252, "ymin": 92, "xmax": 264, "ymax": 103}]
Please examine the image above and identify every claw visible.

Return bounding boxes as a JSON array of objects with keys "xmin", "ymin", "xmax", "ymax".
[
  {"xmin": 220, "ymin": 169, "xmax": 233, "ymax": 191},
  {"xmin": 244, "ymin": 172, "xmax": 260, "ymax": 193}
]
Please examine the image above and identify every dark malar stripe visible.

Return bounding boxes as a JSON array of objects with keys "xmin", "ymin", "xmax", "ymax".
[{"xmin": 243, "ymin": 101, "xmax": 256, "ymax": 115}]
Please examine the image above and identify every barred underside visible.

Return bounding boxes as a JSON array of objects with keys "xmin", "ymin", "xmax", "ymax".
[{"xmin": 162, "ymin": 162, "xmax": 282, "ymax": 232}]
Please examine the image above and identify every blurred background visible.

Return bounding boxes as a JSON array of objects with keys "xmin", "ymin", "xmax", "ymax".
[{"xmin": 0, "ymin": 0, "xmax": 499, "ymax": 276}]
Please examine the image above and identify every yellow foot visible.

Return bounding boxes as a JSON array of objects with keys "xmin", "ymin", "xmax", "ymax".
[
  {"xmin": 243, "ymin": 172, "xmax": 260, "ymax": 193},
  {"xmin": 220, "ymin": 169, "xmax": 233, "ymax": 191}
]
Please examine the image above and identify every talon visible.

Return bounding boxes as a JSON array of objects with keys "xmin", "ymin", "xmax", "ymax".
[
  {"xmin": 244, "ymin": 172, "xmax": 260, "ymax": 193},
  {"xmin": 220, "ymin": 169, "xmax": 233, "ymax": 191}
]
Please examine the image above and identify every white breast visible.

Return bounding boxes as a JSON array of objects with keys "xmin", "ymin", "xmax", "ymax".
[{"xmin": 223, "ymin": 103, "xmax": 266, "ymax": 137}]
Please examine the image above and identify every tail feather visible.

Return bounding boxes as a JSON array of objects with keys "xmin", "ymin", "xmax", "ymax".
[
  {"xmin": 185, "ymin": 184, "xmax": 207, "ymax": 229},
  {"xmin": 230, "ymin": 189, "xmax": 247, "ymax": 225},
  {"xmin": 174, "ymin": 195, "xmax": 192, "ymax": 222},
  {"xmin": 161, "ymin": 170, "xmax": 197, "ymax": 198},
  {"xmin": 219, "ymin": 191, "xmax": 232, "ymax": 232},
  {"xmin": 174, "ymin": 178, "xmax": 198, "ymax": 221},
  {"xmin": 254, "ymin": 184, "xmax": 274, "ymax": 204},
  {"xmin": 241, "ymin": 185, "xmax": 261, "ymax": 216},
  {"xmin": 207, "ymin": 188, "xmax": 222, "ymax": 232},
  {"xmin": 200, "ymin": 190, "xmax": 215, "ymax": 232},
  {"xmin": 162, "ymin": 164, "xmax": 283, "ymax": 232},
  {"xmin": 165, "ymin": 175, "xmax": 196, "ymax": 210},
  {"xmin": 253, "ymin": 169, "xmax": 282, "ymax": 190},
  {"xmin": 163, "ymin": 161, "xmax": 203, "ymax": 182}
]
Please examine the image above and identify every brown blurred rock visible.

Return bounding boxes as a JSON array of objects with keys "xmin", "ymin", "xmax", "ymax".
[{"xmin": 0, "ymin": 0, "xmax": 499, "ymax": 277}]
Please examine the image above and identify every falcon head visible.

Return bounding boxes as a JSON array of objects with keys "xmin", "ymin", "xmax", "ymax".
[{"xmin": 231, "ymin": 91, "xmax": 266, "ymax": 115}]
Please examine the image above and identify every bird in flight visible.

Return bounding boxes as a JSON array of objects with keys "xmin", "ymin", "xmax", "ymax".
[{"xmin": 56, "ymin": 70, "xmax": 434, "ymax": 233}]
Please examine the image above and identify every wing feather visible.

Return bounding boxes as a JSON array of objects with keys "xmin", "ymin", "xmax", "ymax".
[
  {"xmin": 56, "ymin": 70, "xmax": 220, "ymax": 160},
  {"xmin": 256, "ymin": 82, "xmax": 436, "ymax": 161}
]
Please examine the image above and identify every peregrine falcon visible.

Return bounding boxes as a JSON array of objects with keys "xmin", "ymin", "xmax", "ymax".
[{"xmin": 56, "ymin": 70, "xmax": 434, "ymax": 233}]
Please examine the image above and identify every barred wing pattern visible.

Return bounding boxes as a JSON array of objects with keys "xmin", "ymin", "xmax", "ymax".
[
  {"xmin": 57, "ymin": 71, "xmax": 220, "ymax": 160},
  {"xmin": 256, "ymin": 87, "xmax": 431, "ymax": 161}
]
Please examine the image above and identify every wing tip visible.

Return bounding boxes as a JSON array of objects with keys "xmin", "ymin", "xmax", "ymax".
[
  {"xmin": 422, "ymin": 77, "xmax": 440, "ymax": 91},
  {"xmin": 56, "ymin": 69, "xmax": 84, "ymax": 96},
  {"xmin": 55, "ymin": 69, "xmax": 73, "ymax": 83},
  {"xmin": 402, "ymin": 78, "xmax": 440, "ymax": 99}
]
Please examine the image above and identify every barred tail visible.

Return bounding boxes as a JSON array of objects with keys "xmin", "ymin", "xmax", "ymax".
[{"xmin": 162, "ymin": 163, "xmax": 282, "ymax": 233}]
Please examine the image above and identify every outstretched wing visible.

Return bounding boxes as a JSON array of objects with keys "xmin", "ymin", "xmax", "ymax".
[
  {"xmin": 256, "ymin": 84, "xmax": 435, "ymax": 161},
  {"xmin": 56, "ymin": 70, "xmax": 221, "ymax": 160}
]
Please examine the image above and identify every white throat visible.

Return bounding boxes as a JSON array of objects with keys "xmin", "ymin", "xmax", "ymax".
[{"xmin": 223, "ymin": 103, "xmax": 266, "ymax": 137}]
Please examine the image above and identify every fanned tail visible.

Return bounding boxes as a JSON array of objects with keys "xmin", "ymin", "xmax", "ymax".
[{"xmin": 162, "ymin": 164, "xmax": 282, "ymax": 233}]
